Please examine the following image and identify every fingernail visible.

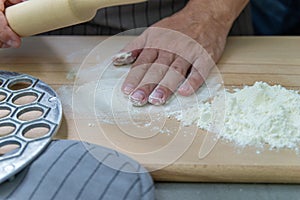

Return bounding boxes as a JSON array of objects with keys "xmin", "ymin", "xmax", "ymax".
[
  {"xmin": 6, "ymin": 40, "xmax": 18, "ymax": 48},
  {"xmin": 123, "ymin": 84, "xmax": 134, "ymax": 95},
  {"xmin": 179, "ymin": 84, "xmax": 189, "ymax": 91},
  {"xmin": 130, "ymin": 90, "xmax": 147, "ymax": 106},
  {"xmin": 149, "ymin": 89, "xmax": 166, "ymax": 105},
  {"xmin": 178, "ymin": 84, "xmax": 192, "ymax": 94}
]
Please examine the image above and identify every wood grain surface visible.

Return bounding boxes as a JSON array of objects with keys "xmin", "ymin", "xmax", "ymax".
[{"xmin": 1, "ymin": 36, "xmax": 300, "ymax": 183}]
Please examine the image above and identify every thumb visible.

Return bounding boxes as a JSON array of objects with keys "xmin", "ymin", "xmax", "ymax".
[{"xmin": 113, "ymin": 32, "xmax": 147, "ymax": 66}]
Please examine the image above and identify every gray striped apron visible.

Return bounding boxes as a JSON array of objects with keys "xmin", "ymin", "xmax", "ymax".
[{"xmin": 46, "ymin": 0, "xmax": 253, "ymax": 35}]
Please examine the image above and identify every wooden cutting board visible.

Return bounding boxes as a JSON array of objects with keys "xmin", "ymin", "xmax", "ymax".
[{"xmin": 2, "ymin": 36, "xmax": 300, "ymax": 183}]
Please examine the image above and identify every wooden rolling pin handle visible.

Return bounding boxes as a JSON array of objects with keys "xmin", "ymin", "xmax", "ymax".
[{"xmin": 5, "ymin": 0, "xmax": 147, "ymax": 37}]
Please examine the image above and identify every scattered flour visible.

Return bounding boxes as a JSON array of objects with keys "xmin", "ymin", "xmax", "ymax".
[
  {"xmin": 171, "ymin": 82, "xmax": 300, "ymax": 150},
  {"xmin": 58, "ymin": 62, "xmax": 223, "ymax": 125},
  {"xmin": 59, "ymin": 47, "xmax": 300, "ymax": 151}
]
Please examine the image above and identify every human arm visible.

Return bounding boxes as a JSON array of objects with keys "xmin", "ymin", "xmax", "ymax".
[{"xmin": 114, "ymin": 0, "xmax": 249, "ymax": 106}]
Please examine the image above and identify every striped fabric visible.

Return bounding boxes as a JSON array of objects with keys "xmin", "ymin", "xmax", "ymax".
[
  {"xmin": 0, "ymin": 140, "xmax": 154, "ymax": 200},
  {"xmin": 45, "ymin": 0, "xmax": 253, "ymax": 36},
  {"xmin": 229, "ymin": 3, "xmax": 253, "ymax": 36}
]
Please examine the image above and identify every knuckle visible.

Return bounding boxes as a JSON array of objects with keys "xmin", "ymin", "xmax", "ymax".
[
  {"xmin": 156, "ymin": 52, "xmax": 174, "ymax": 64},
  {"xmin": 144, "ymin": 64, "xmax": 167, "ymax": 80},
  {"xmin": 170, "ymin": 65, "xmax": 186, "ymax": 75},
  {"xmin": 188, "ymin": 72, "xmax": 203, "ymax": 86},
  {"xmin": 155, "ymin": 65, "xmax": 168, "ymax": 76},
  {"xmin": 130, "ymin": 64, "xmax": 149, "ymax": 75},
  {"xmin": 170, "ymin": 58, "xmax": 191, "ymax": 75},
  {"xmin": 132, "ymin": 58, "xmax": 149, "ymax": 68},
  {"xmin": 125, "ymin": 73, "xmax": 142, "ymax": 85},
  {"xmin": 134, "ymin": 49, "xmax": 158, "ymax": 65}
]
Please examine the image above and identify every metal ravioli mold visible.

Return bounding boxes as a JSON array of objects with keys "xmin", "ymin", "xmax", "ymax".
[{"xmin": 0, "ymin": 71, "xmax": 62, "ymax": 184}]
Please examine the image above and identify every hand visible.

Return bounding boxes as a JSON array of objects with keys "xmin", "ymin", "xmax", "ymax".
[
  {"xmin": 114, "ymin": 0, "xmax": 247, "ymax": 106},
  {"xmin": 0, "ymin": 0, "xmax": 22, "ymax": 48}
]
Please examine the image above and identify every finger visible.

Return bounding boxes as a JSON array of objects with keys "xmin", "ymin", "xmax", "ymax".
[
  {"xmin": 130, "ymin": 50, "xmax": 174, "ymax": 106},
  {"xmin": 10, "ymin": 0, "xmax": 23, "ymax": 3},
  {"xmin": 121, "ymin": 48, "xmax": 158, "ymax": 96},
  {"xmin": 0, "ymin": 0, "xmax": 5, "ymax": 11},
  {"xmin": 0, "ymin": 28, "xmax": 21, "ymax": 47},
  {"xmin": 177, "ymin": 55, "xmax": 215, "ymax": 96},
  {"xmin": 5, "ymin": 0, "xmax": 23, "ymax": 7},
  {"xmin": 0, "ymin": 27, "xmax": 21, "ymax": 48},
  {"xmin": 0, "ymin": 41, "xmax": 10, "ymax": 48},
  {"xmin": 0, "ymin": 12, "xmax": 21, "ymax": 48},
  {"xmin": 113, "ymin": 30, "xmax": 147, "ymax": 66},
  {"xmin": 113, "ymin": 49, "xmax": 142, "ymax": 66},
  {"xmin": 148, "ymin": 57, "xmax": 191, "ymax": 105},
  {"xmin": 177, "ymin": 67, "xmax": 205, "ymax": 96}
]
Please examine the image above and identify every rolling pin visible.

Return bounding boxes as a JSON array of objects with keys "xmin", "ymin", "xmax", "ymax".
[{"xmin": 5, "ymin": 0, "xmax": 147, "ymax": 37}]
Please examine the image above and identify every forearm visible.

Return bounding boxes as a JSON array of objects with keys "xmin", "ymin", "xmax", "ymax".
[{"xmin": 181, "ymin": 0, "xmax": 249, "ymax": 31}]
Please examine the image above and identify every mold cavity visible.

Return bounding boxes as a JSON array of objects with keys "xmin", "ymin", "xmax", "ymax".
[
  {"xmin": 0, "ymin": 107, "xmax": 11, "ymax": 119},
  {"xmin": 0, "ymin": 92, "xmax": 7, "ymax": 102},
  {"xmin": 0, "ymin": 123, "xmax": 16, "ymax": 137},
  {"xmin": 13, "ymin": 92, "xmax": 38, "ymax": 105},
  {"xmin": 23, "ymin": 123, "xmax": 50, "ymax": 139},
  {"xmin": 17, "ymin": 107, "xmax": 44, "ymax": 121},
  {"xmin": 0, "ymin": 141, "xmax": 21, "ymax": 156},
  {"xmin": 8, "ymin": 79, "xmax": 33, "ymax": 91}
]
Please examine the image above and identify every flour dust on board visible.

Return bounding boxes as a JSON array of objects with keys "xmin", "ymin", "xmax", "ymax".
[{"xmin": 58, "ymin": 58, "xmax": 300, "ymax": 152}]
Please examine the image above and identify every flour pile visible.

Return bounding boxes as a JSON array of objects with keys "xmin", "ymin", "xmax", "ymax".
[{"xmin": 171, "ymin": 82, "xmax": 300, "ymax": 150}]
